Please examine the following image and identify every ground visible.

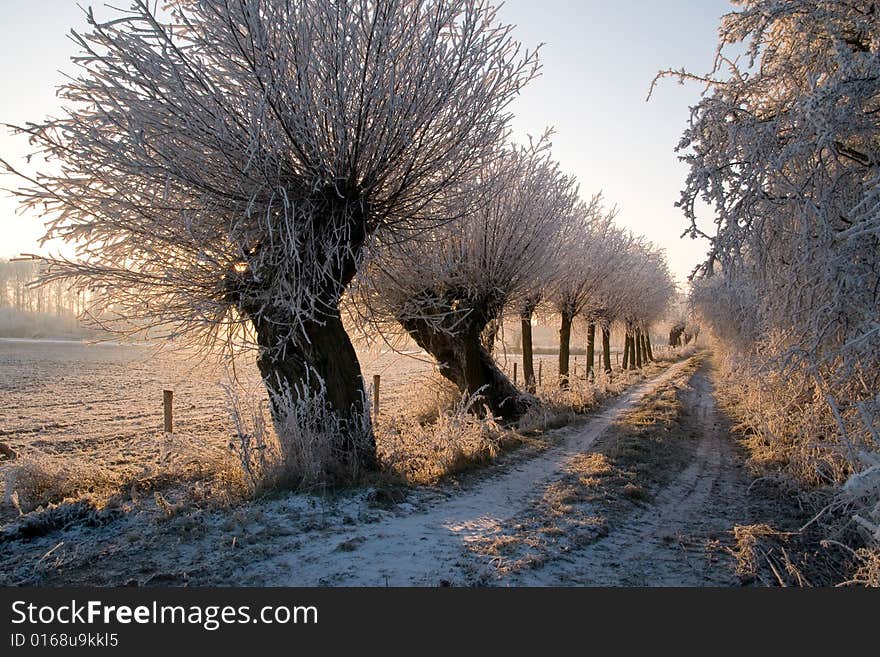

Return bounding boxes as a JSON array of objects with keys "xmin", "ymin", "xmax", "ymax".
[
  {"xmin": 0, "ymin": 345, "xmax": 811, "ymax": 587},
  {"xmin": 506, "ymin": 362, "xmax": 752, "ymax": 586}
]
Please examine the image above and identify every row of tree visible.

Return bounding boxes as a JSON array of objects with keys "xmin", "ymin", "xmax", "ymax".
[
  {"xmin": 4, "ymin": 0, "xmax": 674, "ymax": 479},
  {"xmin": 356, "ymin": 136, "xmax": 675, "ymax": 419},
  {"xmin": 0, "ymin": 259, "xmax": 86, "ymax": 317}
]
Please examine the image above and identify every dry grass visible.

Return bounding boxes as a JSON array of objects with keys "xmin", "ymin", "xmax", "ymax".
[
  {"xmin": 710, "ymin": 348, "xmax": 871, "ymax": 488},
  {"xmin": 518, "ymin": 361, "xmax": 671, "ymax": 434},
  {"xmin": 599, "ymin": 356, "xmax": 703, "ymax": 479},
  {"xmin": 1, "ymin": 430, "xmax": 244, "ymax": 522},
  {"xmin": 223, "ymin": 373, "xmax": 380, "ymax": 492},
  {"xmin": 374, "ymin": 356, "xmax": 688, "ymax": 486},
  {"xmin": 376, "ymin": 388, "xmax": 517, "ymax": 485},
  {"xmin": 730, "ymin": 524, "xmax": 786, "ymax": 580},
  {"xmin": 653, "ymin": 344, "xmax": 699, "ymax": 363},
  {"xmin": 465, "ymin": 467, "xmax": 609, "ymax": 576},
  {"xmin": 709, "ymin": 347, "xmax": 880, "ymax": 586},
  {"xmin": 0, "ymin": 433, "xmax": 247, "ymax": 550},
  {"xmin": 848, "ymin": 547, "xmax": 880, "ymax": 586},
  {"xmin": 393, "ymin": 372, "xmax": 462, "ymax": 424}
]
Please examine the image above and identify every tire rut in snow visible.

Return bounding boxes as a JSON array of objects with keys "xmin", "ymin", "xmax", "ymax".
[{"xmin": 509, "ymin": 363, "xmax": 755, "ymax": 586}]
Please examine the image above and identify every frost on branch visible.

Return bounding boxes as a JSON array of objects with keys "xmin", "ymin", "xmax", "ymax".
[
  {"xmin": 664, "ymin": 0, "xmax": 880, "ymax": 567},
  {"xmin": 357, "ymin": 135, "xmax": 576, "ymax": 420},
  {"xmin": 2, "ymin": 0, "xmax": 539, "ymax": 476}
]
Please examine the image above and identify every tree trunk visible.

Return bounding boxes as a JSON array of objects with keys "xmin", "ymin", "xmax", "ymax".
[
  {"xmin": 558, "ymin": 312, "xmax": 573, "ymax": 388},
  {"xmin": 645, "ymin": 331, "xmax": 654, "ymax": 361},
  {"xmin": 402, "ymin": 315, "xmax": 530, "ymax": 421},
  {"xmin": 602, "ymin": 326, "xmax": 612, "ymax": 374},
  {"xmin": 521, "ymin": 313, "xmax": 536, "ymax": 393},
  {"xmin": 252, "ymin": 311, "xmax": 377, "ymax": 476},
  {"xmin": 232, "ymin": 207, "xmax": 377, "ymax": 481},
  {"xmin": 586, "ymin": 322, "xmax": 596, "ymax": 380},
  {"xmin": 635, "ymin": 329, "xmax": 643, "ymax": 368},
  {"xmin": 622, "ymin": 333, "xmax": 630, "ymax": 369},
  {"xmin": 627, "ymin": 332, "xmax": 636, "ymax": 370}
]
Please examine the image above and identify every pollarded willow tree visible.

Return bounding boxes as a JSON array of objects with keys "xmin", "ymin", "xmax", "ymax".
[
  {"xmin": 2, "ymin": 0, "xmax": 540, "ymax": 475},
  {"xmin": 512, "ymin": 151, "xmax": 581, "ymax": 392},
  {"xmin": 358, "ymin": 136, "xmax": 578, "ymax": 420},
  {"xmin": 660, "ymin": 0, "xmax": 880, "ymax": 478},
  {"xmin": 578, "ymin": 225, "xmax": 634, "ymax": 377},
  {"xmin": 548, "ymin": 197, "xmax": 621, "ymax": 386},
  {"xmin": 616, "ymin": 242, "xmax": 675, "ymax": 370}
]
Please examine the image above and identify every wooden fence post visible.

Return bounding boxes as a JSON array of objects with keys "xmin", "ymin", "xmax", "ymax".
[
  {"xmin": 373, "ymin": 374, "xmax": 381, "ymax": 419},
  {"xmin": 163, "ymin": 389, "xmax": 173, "ymax": 434}
]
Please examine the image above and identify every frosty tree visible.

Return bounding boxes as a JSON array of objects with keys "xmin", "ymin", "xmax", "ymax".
[
  {"xmin": 616, "ymin": 242, "xmax": 674, "ymax": 370},
  {"xmin": 584, "ymin": 229, "xmax": 638, "ymax": 374},
  {"xmin": 360, "ymin": 136, "xmax": 577, "ymax": 419},
  {"xmin": 577, "ymin": 225, "xmax": 634, "ymax": 377},
  {"xmin": 2, "ymin": 0, "xmax": 539, "ymax": 475},
  {"xmin": 661, "ymin": 0, "xmax": 880, "ymax": 471},
  {"xmin": 548, "ymin": 197, "xmax": 621, "ymax": 386},
  {"xmin": 658, "ymin": 0, "xmax": 880, "ymax": 574}
]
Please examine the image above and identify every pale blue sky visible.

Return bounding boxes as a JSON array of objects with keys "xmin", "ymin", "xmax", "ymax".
[{"xmin": 0, "ymin": 0, "xmax": 732, "ymax": 283}]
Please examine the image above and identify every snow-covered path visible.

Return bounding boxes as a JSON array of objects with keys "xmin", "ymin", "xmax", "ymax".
[
  {"xmin": 505, "ymin": 366, "xmax": 753, "ymax": 586},
  {"xmin": 256, "ymin": 359, "xmax": 695, "ymax": 586},
  {"xmin": 4, "ymin": 355, "xmax": 760, "ymax": 587}
]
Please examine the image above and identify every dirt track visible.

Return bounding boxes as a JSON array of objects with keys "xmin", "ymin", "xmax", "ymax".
[
  {"xmin": 512, "ymin": 367, "xmax": 754, "ymax": 586},
  {"xmin": 258, "ymin": 360, "xmax": 698, "ymax": 586},
  {"xmin": 244, "ymin": 356, "xmax": 758, "ymax": 586}
]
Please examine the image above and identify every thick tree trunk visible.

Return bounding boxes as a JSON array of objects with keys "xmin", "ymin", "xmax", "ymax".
[
  {"xmin": 521, "ymin": 313, "xmax": 536, "ymax": 393},
  {"xmin": 586, "ymin": 322, "xmax": 596, "ymax": 380},
  {"xmin": 602, "ymin": 326, "xmax": 612, "ymax": 374},
  {"xmin": 252, "ymin": 311, "xmax": 377, "ymax": 476},
  {"xmin": 230, "ymin": 207, "xmax": 378, "ymax": 481},
  {"xmin": 402, "ymin": 315, "xmax": 530, "ymax": 421},
  {"xmin": 558, "ymin": 312, "xmax": 573, "ymax": 388},
  {"xmin": 635, "ymin": 329, "xmax": 643, "ymax": 368},
  {"xmin": 622, "ymin": 333, "xmax": 630, "ymax": 369},
  {"xmin": 626, "ymin": 332, "xmax": 636, "ymax": 370},
  {"xmin": 645, "ymin": 331, "xmax": 654, "ymax": 361}
]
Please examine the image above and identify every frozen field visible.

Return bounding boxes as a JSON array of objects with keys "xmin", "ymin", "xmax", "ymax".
[
  {"xmin": 0, "ymin": 339, "xmax": 435, "ymax": 488},
  {"xmin": 0, "ymin": 338, "xmax": 581, "ymax": 508}
]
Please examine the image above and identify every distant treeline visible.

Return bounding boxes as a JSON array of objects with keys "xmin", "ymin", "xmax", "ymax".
[
  {"xmin": 0, "ymin": 259, "xmax": 87, "ymax": 317},
  {"xmin": 0, "ymin": 259, "xmax": 94, "ymax": 338}
]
